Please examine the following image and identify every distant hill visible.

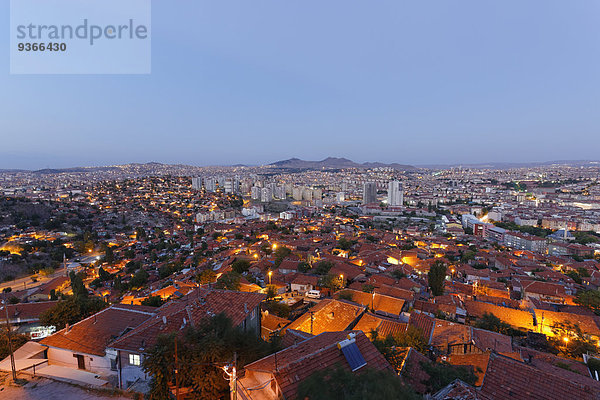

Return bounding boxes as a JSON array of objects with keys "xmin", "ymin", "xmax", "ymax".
[
  {"xmin": 269, "ymin": 157, "xmax": 416, "ymax": 171},
  {"xmin": 421, "ymin": 160, "xmax": 600, "ymax": 169}
]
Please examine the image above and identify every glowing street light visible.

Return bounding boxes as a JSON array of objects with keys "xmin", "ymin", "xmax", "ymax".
[
  {"xmin": 272, "ymin": 243, "xmax": 278, "ymax": 250},
  {"xmin": 268, "ymin": 270, "xmax": 272, "ymax": 285}
]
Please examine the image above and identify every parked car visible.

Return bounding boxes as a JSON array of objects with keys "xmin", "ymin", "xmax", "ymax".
[{"xmin": 306, "ymin": 290, "xmax": 321, "ymax": 299}]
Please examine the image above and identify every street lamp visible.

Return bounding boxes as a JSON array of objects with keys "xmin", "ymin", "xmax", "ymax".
[
  {"xmin": 339, "ymin": 274, "xmax": 344, "ymax": 288},
  {"xmin": 268, "ymin": 270, "xmax": 272, "ymax": 285}
]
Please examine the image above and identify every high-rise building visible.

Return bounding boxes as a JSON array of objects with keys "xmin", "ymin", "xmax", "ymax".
[
  {"xmin": 362, "ymin": 182, "xmax": 377, "ymax": 204},
  {"xmin": 191, "ymin": 177, "xmax": 202, "ymax": 190},
  {"xmin": 387, "ymin": 180, "xmax": 403, "ymax": 206},
  {"xmin": 292, "ymin": 187, "xmax": 304, "ymax": 201},
  {"xmin": 204, "ymin": 178, "xmax": 217, "ymax": 192},
  {"xmin": 261, "ymin": 187, "xmax": 272, "ymax": 203}
]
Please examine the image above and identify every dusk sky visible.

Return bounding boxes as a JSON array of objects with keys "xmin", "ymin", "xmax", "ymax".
[{"xmin": 2, "ymin": 1, "xmax": 600, "ymax": 169}]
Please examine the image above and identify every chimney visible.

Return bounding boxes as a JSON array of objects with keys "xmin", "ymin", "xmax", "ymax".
[{"xmin": 66, "ymin": 322, "xmax": 70, "ymax": 332}]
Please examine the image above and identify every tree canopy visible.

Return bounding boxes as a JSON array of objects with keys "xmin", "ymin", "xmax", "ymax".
[
  {"xmin": 428, "ymin": 260, "xmax": 447, "ymax": 296},
  {"xmin": 474, "ymin": 312, "xmax": 512, "ymax": 335},
  {"xmin": 298, "ymin": 366, "xmax": 420, "ymax": 400},
  {"xmin": 215, "ymin": 271, "xmax": 241, "ymax": 291},
  {"xmin": 143, "ymin": 313, "xmax": 275, "ymax": 400},
  {"xmin": 39, "ymin": 296, "xmax": 107, "ymax": 330},
  {"xmin": 574, "ymin": 290, "xmax": 600, "ymax": 315}
]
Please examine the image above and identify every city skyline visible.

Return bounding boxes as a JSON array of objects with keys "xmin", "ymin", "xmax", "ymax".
[{"xmin": 2, "ymin": 0, "xmax": 600, "ymax": 169}]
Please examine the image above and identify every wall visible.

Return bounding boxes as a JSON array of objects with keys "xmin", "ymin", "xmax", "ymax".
[{"xmin": 46, "ymin": 346, "xmax": 114, "ymax": 379}]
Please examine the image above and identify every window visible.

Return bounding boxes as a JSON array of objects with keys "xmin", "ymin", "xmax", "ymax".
[{"xmin": 129, "ymin": 354, "xmax": 141, "ymax": 366}]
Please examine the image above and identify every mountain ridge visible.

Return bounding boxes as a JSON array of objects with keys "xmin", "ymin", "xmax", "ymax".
[{"xmin": 269, "ymin": 157, "xmax": 416, "ymax": 170}]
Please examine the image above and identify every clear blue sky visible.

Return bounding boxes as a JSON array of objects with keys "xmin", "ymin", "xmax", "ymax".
[{"xmin": 1, "ymin": 1, "xmax": 599, "ymax": 169}]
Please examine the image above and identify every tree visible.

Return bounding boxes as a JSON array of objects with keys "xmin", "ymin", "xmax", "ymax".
[
  {"xmin": 69, "ymin": 271, "xmax": 88, "ymax": 299},
  {"xmin": 428, "ymin": 261, "xmax": 447, "ymax": 296},
  {"xmin": 40, "ymin": 296, "xmax": 106, "ymax": 330},
  {"xmin": 362, "ymin": 284, "xmax": 375, "ymax": 293},
  {"xmin": 319, "ymin": 274, "xmax": 344, "ymax": 292},
  {"xmin": 373, "ymin": 326, "xmax": 428, "ymax": 373},
  {"xmin": 215, "ymin": 271, "xmax": 241, "ymax": 291},
  {"xmin": 574, "ymin": 290, "xmax": 600, "ymax": 315},
  {"xmin": 141, "ymin": 295, "xmax": 165, "ymax": 307},
  {"xmin": 130, "ymin": 268, "xmax": 149, "ymax": 288},
  {"xmin": 337, "ymin": 238, "xmax": 356, "ymax": 251},
  {"xmin": 475, "ymin": 312, "xmax": 512, "ymax": 335},
  {"xmin": 197, "ymin": 269, "xmax": 217, "ymax": 284},
  {"xmin": 314, "ymin": 260, "xmax": 334, "ymax": 275},
  {"xmin": 265, "ymin": 301, "xmax": 290, "ymax": 319},
  {"xmin": 231, "ymin": 259, "xmax": 251, "ymax": 274},
  {"xmin": 0, "ymin": 329, "xmax": 28, "ymax": 360},
  {"xmin": 338, "ymin": 290, "xmax": 354, "ymax": 301},
  {"xmin": 298, "ymin": 367, "xmax": 420, "ymax": 400},
  {"xmin": 297, "ymin": 261, "xmax": 311, "ymax": 273},
  {"xmin": 143, "ymin": 313, "xmax": 274, "ymax": 400},
  {"xmin": 103, "ymin": 245, "xmax": 114, "ymax": 264},
  {"xmin": 550, "ymin": 321, "xmax": 597, "ymax": 359},
  {"xmin": 98, "ymin": 267, "xmax": 111, "ymax": 282},
  {"xmin": 420, "ymin": 361, "xmax": 478, "ymax": 393},
  {"xmin": 273, "ymin": 246, "xmax": 292, "ymax": 268},
  {"xmin": 265, "ymin": 284, "xmax": 278, "ymax": 300}
]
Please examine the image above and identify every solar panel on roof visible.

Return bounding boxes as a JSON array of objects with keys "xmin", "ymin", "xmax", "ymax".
[{"xmin": 340, "ymin": 342, "xmax": 367, "ymax": 371}]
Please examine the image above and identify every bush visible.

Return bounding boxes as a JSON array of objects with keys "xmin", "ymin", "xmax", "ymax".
[{"xmin": 298, "ymin": 367, "xmax": 419, "ymax": 400}]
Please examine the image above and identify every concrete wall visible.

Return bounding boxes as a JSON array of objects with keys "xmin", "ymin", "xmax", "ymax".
[{"xmin": 46, "ymin": 346, "xmax": 114, "ymax": 379}]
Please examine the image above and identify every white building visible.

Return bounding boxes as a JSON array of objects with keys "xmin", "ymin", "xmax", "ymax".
[
  {"xmin": 387, "ymin": 180, "xmax": 403, "ymax": 206},
  {"xmin": 191, "ymin": 177, "xmax": 202, "ymax": 190},
  {"xmin": 261, "ymin": 187, "xmax": 273, "ymax": 203}
]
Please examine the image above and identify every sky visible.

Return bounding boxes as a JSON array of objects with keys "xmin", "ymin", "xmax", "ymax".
[{"xmin": 1, "ymin": 1, "xmax": 600, "ymax": 169}]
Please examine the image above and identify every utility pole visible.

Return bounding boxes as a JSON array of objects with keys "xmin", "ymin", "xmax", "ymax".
[
  {"xmin": 174, "ymin": 336, "xmax": 180, "ymax": 400},
  {"xmin": 3, "ymin": 292, "xmax": 17, "ymax": 381},
  {"xmin": 222, "ymin": 352, "xmax": 238, "ymax": 400},
  {"xmin": 310, "ymin": 311, "xmax": 314, "ymax": 335},
  {"xmin": 232, "ymin": 352, "xmax": 237, "ymax": 400}
]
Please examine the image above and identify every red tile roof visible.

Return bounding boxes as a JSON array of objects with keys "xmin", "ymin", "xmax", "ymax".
[
  {"xmin": 480, "ymin": 353, "xmax": 600, "ymax": 400},
  {"xmin": 353, "ymin": 312, "xmax": 407, "ymax": 339},
  {"xmin": 284, "ymin": 299, "xmax": 365, "ymax": 336},
  {"xmin": 1, "ymin": 301, "xmax": 58, "ymax": 322},
  {"xmin": 335, "ymin": 289, "xmax": 405, "ymax": 316},
  {"xmin": 244, "ymin": 331, "xmax": 392, "ymax": 400},
  {"xmin": 408, "ymin": 311, "xmax": 435, "ymax": 344},
  {"xmin": 40, "ymin": 304, "xmax": 156, "ymax": 356},
  {"xmin": 109, "ymin": 288, "xmax": 265, "ymax": 353}
]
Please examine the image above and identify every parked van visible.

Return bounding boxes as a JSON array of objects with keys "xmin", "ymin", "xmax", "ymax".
[{"xmin": 306, "ymin": 290, "xmax": 321, "ymax": 299}]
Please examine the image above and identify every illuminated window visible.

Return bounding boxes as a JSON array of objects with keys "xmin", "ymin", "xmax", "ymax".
[{"xmin": 129, "ymin": 354, "xmax": 141, "ymax": 366}]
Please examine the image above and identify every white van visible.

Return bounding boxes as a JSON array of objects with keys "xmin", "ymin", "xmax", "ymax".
[{"xmin": 306, "ymin": 290, "xmax": 321, "ymax": 299}]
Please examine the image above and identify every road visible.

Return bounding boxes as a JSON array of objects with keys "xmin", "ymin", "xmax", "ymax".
[{"xmin": 0, "ymin": 253, "xmax": 102, "ymax": 293}]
